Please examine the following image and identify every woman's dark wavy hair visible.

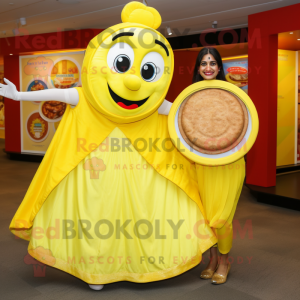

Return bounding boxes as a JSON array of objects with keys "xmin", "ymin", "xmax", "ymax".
[{"xmin": 192, "ymin": 47, "xmax": 226, "ymax": 83}]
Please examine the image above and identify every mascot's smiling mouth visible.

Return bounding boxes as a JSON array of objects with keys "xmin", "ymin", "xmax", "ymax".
[{"xmin": 108, "ymin": 84, "xmax": 149, "ymax": 110}]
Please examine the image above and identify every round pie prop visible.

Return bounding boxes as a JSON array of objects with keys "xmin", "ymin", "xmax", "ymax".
[
  {"xmin": 168, "ymin": 80, "xmax": 259, "ymax": 166},
  {"xmin": 178, "ymin": 89, "xmax": 248, "ymax": 154}
]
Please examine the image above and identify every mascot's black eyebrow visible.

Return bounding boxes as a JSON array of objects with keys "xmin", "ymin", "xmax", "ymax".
[
  {"xmin": 155, "ymin": 40, "xmax": 169, "ymax": 57},
  {"xmin": 112, "ymin": 32, "xmax": 134, "ymax": 41}
]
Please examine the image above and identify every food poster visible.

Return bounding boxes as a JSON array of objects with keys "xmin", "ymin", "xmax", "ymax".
[
  {"xmin": 298, "ymin": 51, "xmax": 300, "ymax": 163},
  {"xmin": 20, "ymin": 52, "xmax": 84, "ymax": 154},
  {"xmin": 277, "ymin": 49, "xmax": 297, "ymax": 167},
  {"xmin": 223, "ymin": 58, "xmax": 248, "ymax": 94},
  {"xmin": 0, "ymin": 56, "xmax": 4, "ymax": 139}
]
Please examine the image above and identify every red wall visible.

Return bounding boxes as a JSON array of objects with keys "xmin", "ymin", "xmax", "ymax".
[
  {"xmin": 166, "ymin": 51, "xmax": 198, "ymax": 102},
  {"xmin": 1, "ymin": 29, "xmax": 102, "ymax": 153},
  {"xmin": 3, "ymin": 55, "xmax": 20, "ymax": 152},
  {"xmin": 247, "ymin": 3, "xmax": 300, "ymax": 187}
]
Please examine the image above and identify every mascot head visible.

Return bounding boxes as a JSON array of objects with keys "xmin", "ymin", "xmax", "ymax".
[{"xmin": 81, "ymin": 1, "xmax": 174, "ymax": 123}]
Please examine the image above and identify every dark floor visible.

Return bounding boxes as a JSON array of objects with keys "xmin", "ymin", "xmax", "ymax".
[
  {"xmin": 247, "ymin": 171, "xmax": 300, "ymax": 211},
  {"xmin": 249, "ymin": 171, "xmax": 300, "ymax": 200},
  {"xmin": 1, "ymin": 138, "xmax": 300, "ymax": 300}
]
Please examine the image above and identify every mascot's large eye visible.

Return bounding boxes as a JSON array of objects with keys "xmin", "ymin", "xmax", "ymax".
[
  {"xmin": 141, "ymin": 63, "xmax": 156, "ymax": 81},
  {"xmin": 107, "ymin": 42, "xmax": 134, "ymax": 73},
  {"xmin": 140, "ymin": 52, "xmax": 164, "ymax": 82},
  {"xmin": 114, "ymin": 55, "xmax": 131, "ymax": 73}
]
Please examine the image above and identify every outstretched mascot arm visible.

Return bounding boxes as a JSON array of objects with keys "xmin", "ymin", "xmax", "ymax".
[
  {"xmin": 0, "ymin": 78, "xmax": 79, "ymax": 105},
  {"xmin": 158, "ymin": 99, "xmax": 172, "ymax": 115},
  {"xmin": 0, "ymin": 78, "xmax": 171, "ymax": 114}
]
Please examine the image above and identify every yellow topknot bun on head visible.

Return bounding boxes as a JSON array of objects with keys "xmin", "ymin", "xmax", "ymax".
[{"xmin": 121, "ymin": 1, "xmax": 162, "ymax": 29}]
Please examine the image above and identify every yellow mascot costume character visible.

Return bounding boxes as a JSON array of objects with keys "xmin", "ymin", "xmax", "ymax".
[{"xmin": 9, "ymin": 1, "xmax": 217, "ymax": 288}]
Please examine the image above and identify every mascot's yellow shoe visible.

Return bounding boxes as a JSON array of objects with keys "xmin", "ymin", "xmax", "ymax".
[{"xmin": 9, "ymin": 1, "xmax": 217, "ymax": 285}]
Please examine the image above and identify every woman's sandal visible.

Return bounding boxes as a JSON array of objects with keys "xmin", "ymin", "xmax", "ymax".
[
  {"xmin": 211, "ymin": 263, "xmax": 231, "ymax": 284},
  {"xmin": 200, "ymin": 264, "xmax": 219, "ymax": 279}
]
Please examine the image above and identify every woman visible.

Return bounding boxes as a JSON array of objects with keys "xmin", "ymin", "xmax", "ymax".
[{"xmin": 192, "ymin": 47, "xmax": 245, "ymax": 284}]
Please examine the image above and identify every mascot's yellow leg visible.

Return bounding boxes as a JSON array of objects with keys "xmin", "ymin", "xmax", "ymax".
[{"xmin": 196, "ymin": 158, "xmax": 245, "ymax": 254}]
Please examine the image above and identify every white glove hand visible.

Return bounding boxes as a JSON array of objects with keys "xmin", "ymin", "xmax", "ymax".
[{"xmin": 0, "ymin": 78, "xmax": 20, "ymax": 101}]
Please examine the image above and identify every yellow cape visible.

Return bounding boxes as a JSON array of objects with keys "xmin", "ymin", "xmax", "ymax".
[{"xmin": 10, "ymin": 88, "xmax": 208, "ymax": 240}]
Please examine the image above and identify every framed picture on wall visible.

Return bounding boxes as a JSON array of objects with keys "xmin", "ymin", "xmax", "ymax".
[{"xmin": 298, "ymin": 76, "xmax": 300, "ymax": 103}]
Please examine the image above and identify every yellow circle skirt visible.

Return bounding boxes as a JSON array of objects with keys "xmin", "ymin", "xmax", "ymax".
[{"xmin": 28, "ymin": 128, "xmax": 216, "ymax": 284}]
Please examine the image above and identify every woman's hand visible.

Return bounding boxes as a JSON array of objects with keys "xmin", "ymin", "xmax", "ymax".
[{"xmin": 0, "ymin": 78, "xmax": 20, "ymax": 101}]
